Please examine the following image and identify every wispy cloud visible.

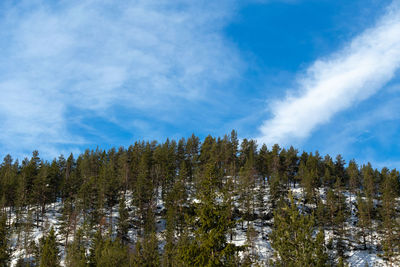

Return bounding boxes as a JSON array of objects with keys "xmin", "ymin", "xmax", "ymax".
[
  {"xmin": 0, "ymin": 0, "xmax": 242, "ymax": 158},
  {"xmin": 258, "ymin": 1, "xmax": 400, "ymax": 146}
]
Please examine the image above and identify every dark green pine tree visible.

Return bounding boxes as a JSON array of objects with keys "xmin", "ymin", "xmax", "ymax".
[
  {"xmin": 238, "ymin": 147, "xmax": 257, "ymax": 228},
  {"xmin": 270, "ymin": 193, "xmax": 328, "ymax": 266},
  {"xmin": 356, "ymin": 193, "xmax": 369, "ymax": 250},
  {"xmin": 88, "ymin": 229, "xmax": 104, "ymax": 267},
  {"xmin": 0, "ymin": 155, "xmax": 19, "ymax": 211},
  {"xmin": 269, "ymin": 145, "xmax": 285, "ymax": 210},
  {"xmin": 325, "ymin": 180, "xmax": 348, "ymax": 258},
  {"xmin": 39, "ymin": 227, "xmax": 60, "ymax": 267},
  {"xmin": 65, "ymin": 228, "xmax": 87, "ymax": 267},
  {"xmin": 242, "ymin": 223, "xmax": 259, "ymax": 265},
  {"xmin": 179, "ymin": 161, "xmax": 241, "ymax": 266},
  {"xmin": 322, "ymin": 155, "xmax": 335, "ymax": 187},
  {"xmin": 26, "ymin": 151, "xmax": 41, "ymax": 206},
  {"xmin": 130, "ymin": 233, "xmax": 160, "ymax": 267},
  {"xmin": 96, "ymin": 238, "xmax": 129, "ymax": 267},
  {"xmin": 257, "ymin": 144, "xmax": 269, "ymax": 184},
  {"xmin": 302, "ymin": 153, "xmax": 321, "ymax": 205},
  {"xmin": 347, "ymin": 160, "xmax": 360, "ymax": 203},
  {"xmin": 332, "ymin": 177, "xmax": 349, "ymax": 259},
  {"xmin": 379, "ymin": 168, "xmax": 400, "ymax": 265},
  {"xmin": 133, "ymin": 144, "xmax": 156, "ymax": 236},
  {"xmin": 33, "ymin": 161, "xmax": 50, "ymax": 226},
  {"xmin": 100, "ymin": 150, "xmax": 120, "ymax": 234},
  {"xmin": 0, "ymin": 211, "xmax": 10, "ymax": 266},
  {"xmin": 163, "ymin": 162, "xmax": 188, "ymax": 267},
  {"xmin": 58, "ymin": 197, "xmax": 75, "ymax": 248},
  {"xmin": 361, "ymin": 163, "xmax": 375, "ymax": 248},
  {"xmin": 117, "ymin": 194, "xmax": 130, "ymax": 244}
]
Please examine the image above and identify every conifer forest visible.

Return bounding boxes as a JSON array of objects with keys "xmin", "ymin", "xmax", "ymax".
[{"xmin": 0, "ymin": 131, "xmax": 399, "ymax": 266}]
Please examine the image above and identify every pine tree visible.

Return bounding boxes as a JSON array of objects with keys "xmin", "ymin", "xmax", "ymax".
[
  {"xmin": 333, "ymin": 177, "xmax": 348, "ymax": 258},
  {"xmin": 334, "ymin": 155, "xmax": 346, "ymax": 182},
  {"xmin": 302, "ymin": 153, "xmax": 321, "ymax": 204},
  {"xmin": 22, "ymin": 209, "xmax": 35, "ymax": 259},
  {"xmin": 322, "ymin": 155, "xmax": 335, "ymax": 186},
  {"xmin": 39, "ymin": 227, "xmax": 60, "ymax": 267},
  {"xmin": 361, "ymin": 163, "xmax": 375, "ymax": 248},
  {"xmin": 117, "ymin": 194, "xmax": 130, "ymax": 244},
  {"xmin": 0, "ymin": 155, "xmax": 18, "ymax": 211},
  {"xmin": 270, "ymin": 193, "xmax": 328, "ymax": 266},
  {"xmin": 26, "ymin": 151, "xmax": 41, "ymax": 206},
  {"xmin": 33, "ymin": 161, "xmax": 50, "ymax": 226},
  {"xmin": 347, "ymin": 160, "xmax": 360, "ymax": 203},
  {"xmin": 58, "ymin": 198, "xmax": 75, "ymax": 248},
  {"xmin": 356, "ymin": 193, "xmax": 369, "ymax": 250},
  {"xmin": 100, "ymin": 151, "xmax": 120, "ymax": 234},
  {"xmin": 179, "ymin": 162, "xmax": 241, "ymax": 266},
  {"xmin": 0, "ymin": 212, "xmax": 10, "ymax": 266},
  {"xmin": 243, "ymin": 223, "xmax": 259, "ymax": 265},
  {"xmin": 379, "ymin": 169, "xmax": 399, "ymax": 265},
  {"xmin": 96, "ymin": 238, "xmax": 129, "ymax": 267},
  {"xmin": 131, "ymin": 233, "xmax": 159, "ymax": 267},
  {"xmin": 65, "ymin": 228, "xmax": 87, "ymax": 267},
  {"xmin": 133, "ymin": 145, "xmax": 156, "ymax": 237},
  {"xmin": 88, "ymin": 229, "xmax": 103, "ymax": 267},
  {"xmin": 163, "ymin": 162, "xmax": 188, "ymax": 267},
  {"xmin": 238, "ymin": 152, "xmax": 257, "ymax": 227}
]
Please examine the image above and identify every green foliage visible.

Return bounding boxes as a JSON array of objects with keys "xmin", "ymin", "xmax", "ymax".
[
  {"xmin": 117, "ymin": 194, "xmax": 130, "ymax": 244},
  {"xmin": 270, "ymin": 193, "xmax": 328, "ymax": 266},
  {"xmin": 39, "ymin": 227, "xmax": 60, "ymax": 267},
  {"xmin": 379, "ymin": 169, "xmax": 400, "ymax": 264},
  {"xmin": 1, "ymin": 132, "xmax": 400, "ymax": 266},
  {"xmin": 96, "ymin": 238, "xmax": 129, "ymax": 267},
  {"xmin": 131, "ymin": 234, "xmax": 160, "ymax": 267},
  {"xmin": 0, "ymin": 212, "xmax": 10, "ymax": 266},
  {"xmin": 178, "ymin": 162, "xmax": 241, "ymax": 266},
  {"xmin": 88, "ymin": 229, "xmax": 103, "ymax": 267},
  {"xmin": 66, "ymin": 228, "xmax": 87, "ymax": 267}
]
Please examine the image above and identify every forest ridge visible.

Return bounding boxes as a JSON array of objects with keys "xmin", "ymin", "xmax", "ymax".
[{"xmin": 0, "ymin": 131, "xmax": 398, "ymax": 266}]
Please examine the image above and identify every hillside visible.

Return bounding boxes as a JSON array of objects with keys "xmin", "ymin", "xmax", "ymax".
[{"xmin": 0, "ymin": 132, "xmax": 399, "ymax": 266}]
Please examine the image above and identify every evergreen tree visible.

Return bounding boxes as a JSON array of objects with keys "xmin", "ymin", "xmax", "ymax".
[
  {"xmin": 361, "ymin": 163, "xmax": 375, "ymax": 248},
  {"xmin": 0, "ymin": 212, "xmax": 10, "ymax": 266},
  {"xmin": 179, "ymin": 162, "xmax": 241, "ymax": 266},
  {"xmin": 96, "ymin": 238, "xmax": 129, "ymax": 267},
  {"xmin": 88, "ymin": 229, "xmax": 104, "ymax": 267},
  {"xmin": 131, "ymin": 233, "xmax": 159, "ymax": 267},
  {"xmin": 0, "ymin": 155, "xmax": 18, "ymax": 210},
  {"xmin": 65, "ymin": 228, "xmax": 87, "ymax": 267},
  {"xmin": 379, "ymin": 169, "xmax": 399, "ymax": 265},
  {"xmin": 243, "ymin": 223, "xmax": 259, "ymax": 265},
  {"xmin": 332, "ymin": 177, "xmax": 348, "ymax": 258},
  {"xmin": 163, "ymin": 162, "xmax": 188, "ymax": 267},
  {"xmin": 33, "ymin": 161, "xmax": 50, "ymax": 226},
  {"xmin": 347, "ymin": 160, "xmax": 360, "ymax": 203},
  {"xmin": 117, "ymin": 194, "xmax": 130, "ymax": 244},
  {"xmin": 356, "ymin": 193, "xmax": 369, "ymax": 250},
  {"xmin": 39, "ymin": 227, "xmax": 60, "ymax": 267},
  {"xmin": 270, "ymin": 193, "xmax": 328, "ymax": 266}
]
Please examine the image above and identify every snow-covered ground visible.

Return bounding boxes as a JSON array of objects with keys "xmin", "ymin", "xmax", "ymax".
[{"xmin": 6, "ymin": 185, "xmax": 398, "ymax": 266}]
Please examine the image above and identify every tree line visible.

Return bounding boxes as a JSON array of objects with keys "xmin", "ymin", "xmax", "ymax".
[{"xmin": 0, "ymin": 130, "xmax": 399, "ymax": 266}]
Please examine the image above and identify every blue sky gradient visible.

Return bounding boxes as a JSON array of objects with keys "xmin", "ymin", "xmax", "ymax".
[{"xmin": 1, "ymin": 0, "xmax": 400, "ymax": 168}]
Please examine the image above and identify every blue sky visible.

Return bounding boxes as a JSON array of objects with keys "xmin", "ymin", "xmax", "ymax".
[{"xmin": 1, "ymin": 0, "xmax": 400, "ymax": 168}]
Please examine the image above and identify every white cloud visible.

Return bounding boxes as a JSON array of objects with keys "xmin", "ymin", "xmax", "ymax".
[
  {"xmin": 258, "ymin": 1, "xmax": 400, "ymax": 146},
  {"xmin": 0, "ymin": 0, "xmax": 242, "ymax": 158}
]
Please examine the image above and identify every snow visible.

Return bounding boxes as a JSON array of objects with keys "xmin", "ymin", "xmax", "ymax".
[{"xmin": 5, "ymin": 185, "xmax": 398, "ymax": 266}]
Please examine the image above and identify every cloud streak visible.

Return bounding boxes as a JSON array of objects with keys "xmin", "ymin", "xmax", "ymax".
[
  {"xmin": 258, "ymin": 1, "xmax": 400, "ymax": 146},
  {"xmin": 0, "ymin": 0, "xmax": 242, "ymax": 158}
]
